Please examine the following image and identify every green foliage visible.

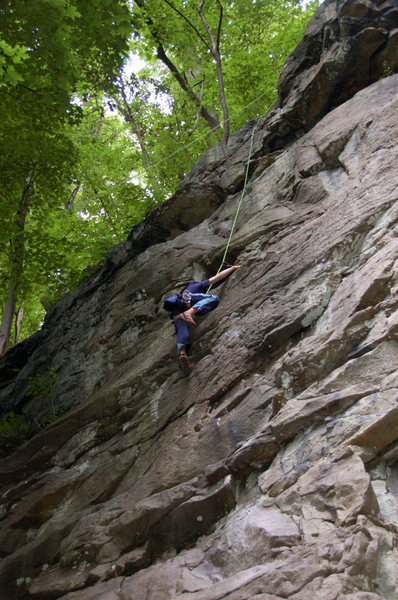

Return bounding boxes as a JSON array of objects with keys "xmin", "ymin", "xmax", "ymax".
[
  {"xmin": 0, "ymin": 369, "xmax": 68, "ymax": 457},
  {"xmin": 26, "ymin": 368, "xmax": 70, "ymax": 425},
  {"xmin": 120, "ymin": 0, "xmax": 320, "ymax": 190},
  {"xmin": 0, "ymin": 0, "xmax": 133, "ymax": 351},
  {"xmin": 0, "ymin": 0, "xmax": 131, "ymax": 109},
  {"xmin": 0, "ymin": 412, "xmax": 32, "ymax": 457},
  {"xmin": 0, "ymin": 40, "xmax": 29, "ymax": 86},
  {"xmin": 0, "ymin": 0, "xmax": 320, "ymax": 349},
  {"xmin": 382, "ymin": 60, "xmax": 394, "ymax": 78},
  {"xmin": 26, "ymin": 367, "xmax": 58, "ymax": 420},
  {"xmin": 47, "ymin": 406, "xmax": 69, "ymax": 424}
]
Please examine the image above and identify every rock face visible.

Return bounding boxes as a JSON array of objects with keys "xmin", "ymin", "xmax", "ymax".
[{"xmin": 1, "ymin": 1, "xmax": 398, "ymax": 599}]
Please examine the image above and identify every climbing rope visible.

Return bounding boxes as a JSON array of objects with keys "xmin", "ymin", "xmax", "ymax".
[
  {"xmin": 207, "ymin": 121, "xmax": 257, "ymax": 293},
  {"xmin": 74, "ymin": 91, "xmax": 268, "ymax": 232}
]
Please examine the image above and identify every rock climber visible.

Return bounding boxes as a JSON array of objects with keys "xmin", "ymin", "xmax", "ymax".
[{"xmin": 163, "ymin": 264, "xmax": 240, "ymax": 374}]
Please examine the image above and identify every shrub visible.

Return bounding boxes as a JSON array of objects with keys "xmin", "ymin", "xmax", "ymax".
[
  {"xmin": 0, "ymin": 412, "xmax": 32, "ymax": 457},
  {"xmin": 26, "ymin": 367, "xmax": 57, "ymax": 420}
]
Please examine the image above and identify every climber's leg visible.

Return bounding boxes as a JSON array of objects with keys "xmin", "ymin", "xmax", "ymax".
[
  {"xmin": 178, "ymin": 294, "xmax": 219, "ymax": 325},
  {"xmin": 174, "ymin": 320, "xmax": 191, "ymax": 353},
  {"xmin": 178, "ymin": 344, "xmax": 191, "ymax": 375},
  {"xmin": 175, "ymin": 317, "xmax": 193, "ymax": 375},
  {"xmin": 177, "ymin": 308, "xmax": 198, "ymax": 325},
  {"xmin": 173, "ymin": 295, "xmax": 219, "ymax": 375},
  {"xmin": 192, "ymin": 294, "xmax": 219, "ymax": 316}
]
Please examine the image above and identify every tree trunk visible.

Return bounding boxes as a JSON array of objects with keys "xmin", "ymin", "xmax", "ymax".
[
  {"xmin": 0, "ymin": 285, "xmax": 18, "ymax": 357},
  {"xmin": 213, "ymin": 52, "xmax": 229, "ymax": 156},
  {"xmin": 12, "ymin": 306, "xmax": 24, "ymax": 346},
  {"xmin": 155, "ymin": 43, "xmax": 220, "ymax": 132},
  {"xmin": 0, "ymin": 176, "xmax": 32, "ymax": 358},
  {"xmin": 135, "ymin": 0, "xmax": 220, "ymax": 133},
  {"xmin": 197, "ymin": 0, "xmax": 230, "ymax": 156},
  {"xmin": 64, "ymin": 183, "xmax": 81, "ymax": 211},
  {"xmin": 114, "ymin": 90, "xmax": 160, "ymax": 193}
]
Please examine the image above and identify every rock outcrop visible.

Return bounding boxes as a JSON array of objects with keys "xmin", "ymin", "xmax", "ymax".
[{"xmin": 1, "ymin": 1, "xmax": 398, "ymax": 599}]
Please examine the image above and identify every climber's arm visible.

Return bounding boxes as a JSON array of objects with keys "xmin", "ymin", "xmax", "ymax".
[{"xmin": 208, "ymin": 265, "xmax": 240, "ymax": 285}]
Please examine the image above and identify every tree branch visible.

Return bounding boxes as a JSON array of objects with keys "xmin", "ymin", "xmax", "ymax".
[
  {"xmin": 135, "ymin": 0, "xmax": 220, "ymax": 132},
  {"xmin": 64, "ymin": 183, "xmax": 81, "ymax": 211},
  {"xmin": 188, "ymin": 79, "xmax": 204, "ymax": 136},
  {"xmin": 114, "ymin": 86, "xmax": 160, "ymax": 193},
  {"xmin": 162, "ymin": 0, "xmax": 211, "ymax": 51},
  {"xmin": 79, "ymin": 164, "xmax": 122, "ymax": 242},
  {"xmin": 0, "ymin": 174, "xmax": 32, "ymax": 357},
  {"xmin": 197, "ymin": 0, "xmax": 229, "ymax": 156},
  {"xmin": 197, "ymin": 0, "xmax": 215, "ymax": 51},
  {"xmin": 216, "ymin": 0, "xmax": 223, "ymax": 51},
  {"xmin": 155, "ymin": 42, "xmax": 220, "ymax": 131}
]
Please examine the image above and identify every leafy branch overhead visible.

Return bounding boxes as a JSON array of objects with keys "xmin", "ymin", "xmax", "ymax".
[
  {"xmin": 0, "ymin": 0, "xmax": 133, "ymax": 356},
  {"xmin": 0, "ymin": 0, "xmax": 318, "ymax": 356},
  {"xmin": 164, "ymin": 0, "xmax": 230, "ymax": 154}
]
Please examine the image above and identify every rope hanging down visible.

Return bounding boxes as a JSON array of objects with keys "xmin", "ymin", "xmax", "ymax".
[{"xmin": 207, "ymin": 122, "xmax": 257, "ymax": 293}]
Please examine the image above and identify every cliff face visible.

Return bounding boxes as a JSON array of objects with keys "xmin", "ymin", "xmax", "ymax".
[{"xmin": 1, "ymin": 1, "xmax": 398, "ymax": 599}]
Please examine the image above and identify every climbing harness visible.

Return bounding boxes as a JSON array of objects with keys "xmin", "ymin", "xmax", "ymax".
[
  {"xmin": 207, "ymin": 121, "xmax": 258, "ymax": 293},
  {"xmin": 181, "ymin": 290, "xmax": 192, "ymax": 307}
]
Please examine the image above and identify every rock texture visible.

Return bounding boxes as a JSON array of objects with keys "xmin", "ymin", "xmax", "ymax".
[{"xmin": 1, "ymin": 1, "xmax": 398, "ymax": 599}]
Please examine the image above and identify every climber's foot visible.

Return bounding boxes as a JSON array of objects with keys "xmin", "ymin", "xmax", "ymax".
[
  {"xmin": 178, "ymin": 311, "xmax": 196, "ymax": 325},
  {"xmin": 179, "ymin": 352, "xmax": 192, "ymax": 376}
]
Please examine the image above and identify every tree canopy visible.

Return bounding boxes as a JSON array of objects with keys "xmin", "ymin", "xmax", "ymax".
[{"xmin": 0, "ymin": 0, "xmax": 319, "ymax": 356}]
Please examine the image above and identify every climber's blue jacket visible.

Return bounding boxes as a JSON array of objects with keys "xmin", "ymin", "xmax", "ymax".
[{"xmin": 163, "ymin": 279, "xmax": 211, "ymax": 316}]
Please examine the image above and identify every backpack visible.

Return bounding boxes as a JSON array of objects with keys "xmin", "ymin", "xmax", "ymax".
[{"xmin": 163, "ymin": 288, "xmax": 193, "ymax": 313}]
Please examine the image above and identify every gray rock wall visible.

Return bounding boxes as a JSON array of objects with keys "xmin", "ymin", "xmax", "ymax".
[{"xmin": 1, "ymin": 1, "xmax": 398, "ymax": 599}]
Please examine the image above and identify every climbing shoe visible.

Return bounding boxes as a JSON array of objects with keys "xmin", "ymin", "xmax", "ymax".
[{"xmin": 179, "ymin": 352, "xmax": 191, "ymax": 376}]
